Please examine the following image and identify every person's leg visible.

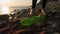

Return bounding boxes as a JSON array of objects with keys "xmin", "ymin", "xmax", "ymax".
[
  {"xmin": 32, "ymin": 0, "xmax": 37, "ymax": 9},
  {"xmin": 42, "ymin": 0, "xmax": 48, "ymax": 19},
  {"xmin": 42, "ymin": 0, "xmax": 48, "ymax": 9},
  {"xmin": 32, "ymin": 0, "xmax": 37, "ymax": 15}
]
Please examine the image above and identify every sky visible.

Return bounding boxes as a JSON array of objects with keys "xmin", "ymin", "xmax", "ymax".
[
  {"xmin": 0, "ymin": 0, "xmax": 40, "ymax": 7},
  {"xmin": 0, "ymin": 0, "xmax": 32, "ymax": 7}
]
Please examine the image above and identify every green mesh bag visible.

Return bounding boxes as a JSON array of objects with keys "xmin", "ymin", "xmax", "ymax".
[{"xmin": 19, "ymin": 14, "xmax": 45, "ymax": 27}]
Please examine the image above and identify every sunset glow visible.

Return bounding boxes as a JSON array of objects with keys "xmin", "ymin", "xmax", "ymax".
[
  {"xmin": 0, "ymin": 0, "xmax": 11, "ymax": 3},
  {"xmin": 1, "ymin": 6, "xmax": 10, "ymax": 14},
  {"xmin": 0, "ymin": 0, "xmax": 32, "ymax": 7},
  {"xmin": 0, "ymin": 0, "xmax": 32, "ymax": 15}
]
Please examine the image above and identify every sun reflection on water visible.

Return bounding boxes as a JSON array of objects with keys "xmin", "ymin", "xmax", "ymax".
[{"xmin": 1, "ymin": 6, "xmax": 10, "ymax": 15}]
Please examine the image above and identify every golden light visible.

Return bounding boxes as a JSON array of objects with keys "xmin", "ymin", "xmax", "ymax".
[
  {"xmin": 0, "ymin": 0, "xmax": 11, "ymax": 6},
  {"xmin": 1, "ymin": 6, "xmax": 10, "ymax": 14},
  {"xmin": 0, "ymin": 0, "xmax": 11, "ymax": 3}
]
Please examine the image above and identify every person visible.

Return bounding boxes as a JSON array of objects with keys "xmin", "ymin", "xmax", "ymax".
[
  {"xmin": 32, "ymin": 0, "xmax": 48, "ymax": 15},
  {"xmin": 32, "ymin": 0, "xmax": 37, "ymax": 15}
]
